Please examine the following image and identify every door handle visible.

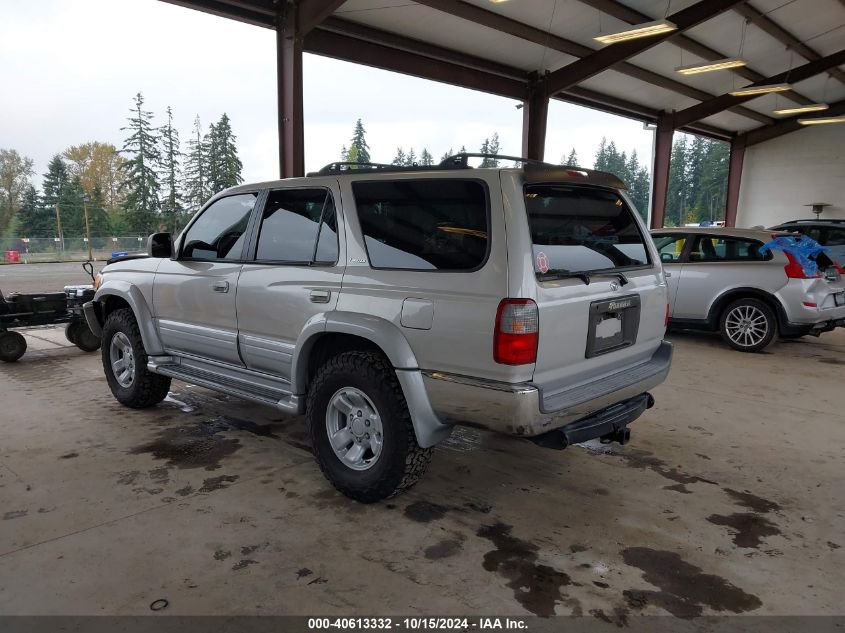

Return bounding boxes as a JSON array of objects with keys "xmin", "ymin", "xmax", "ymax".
[
  {"xmin": 664, "ymin": 271, "xmax": 672, "ymax": 278},
  {"xmin": 212, "ymin": 281, "xmax": 230, "ymax": 293},
  {"xmin": 310, "ymin": 289, "xmax": 331, "ymax": 303}
]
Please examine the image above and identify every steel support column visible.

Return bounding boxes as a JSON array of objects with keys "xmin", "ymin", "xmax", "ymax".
[
  {"xmin": 277, "ymin": 5, "xmax": 305, "ymax": 178},
  {"xmin": 650, "ymin": 114, "xmax": 674, "ymax": 229},
  {"xmin": 724, "ymin": 137, "xmax": 746, "ymax": 228},
  {"xmin": 521, "ymin": 75, "xmax": 549, "ymax": 161}
]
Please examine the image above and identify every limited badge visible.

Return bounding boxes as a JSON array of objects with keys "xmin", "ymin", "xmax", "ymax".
[{"xmin": 536, "ymin": 251, "xmax": 549, "ymax": 274}]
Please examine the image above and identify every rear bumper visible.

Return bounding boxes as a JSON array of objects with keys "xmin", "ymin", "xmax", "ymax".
[
  {"xmin": 781, "ymin": 317, "xmax": 845, "ymax": 337},
  {"xmin": 422, "ymin": 340, "xmax": 672, "ymax": 437}
]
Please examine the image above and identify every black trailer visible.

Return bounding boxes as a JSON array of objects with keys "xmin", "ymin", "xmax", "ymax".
[{"xmin": 0, "ymin": 263, "xmax": 101, "ymax": 362}]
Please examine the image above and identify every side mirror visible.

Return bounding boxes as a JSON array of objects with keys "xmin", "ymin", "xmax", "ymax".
[
  {"xmin": 147, "ymin": 232, "xmax": 173, "ymax": 258},
  {"xmin": 660, "ymin": 252, "xmax": 674, "ymax": 263}
]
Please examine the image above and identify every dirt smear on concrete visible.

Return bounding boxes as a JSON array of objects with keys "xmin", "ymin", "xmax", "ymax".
[
  {"xmin": 404, "ymin": 501, "xmax": 449, "ymax": 523},
  {"xmin": 724, "ymin": 488, "xmax": 780, "ymax": 513},
  {"xmin": 622, "ymin": 547, "xmax": 761, "ymax": 618},
  {"xmin": 707, "ymin": 513, "xmax": 780, "ymax": 548},
  {"xmin": 606, "ymin": 448, "xmax": 718, "ymax": 487},
  {"xmin": 477, "ymin": 522, "xmax": 577, "ymax": 617}
]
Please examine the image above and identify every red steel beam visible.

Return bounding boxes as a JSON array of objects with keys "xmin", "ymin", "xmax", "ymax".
[
  {"xmin": 277, "ymin": 5, "xmax": 305, "ymax": 178},
  {"xmin": 298, "ymin": 0, "xmax": 346, "ymax": 34},
  {"xmin": 724, "ymin": 137, "xmax": 746, "ymax": 227},
  {"xmin": 522, "ymin": 75, "xmax": 549, "ymax": 161},
  {"xmin": 650, "ymin": 114, "xmax": 674, "ymax": 229},
  {"xmin": 673, "ymin": 48, "xmax": 845, "ymax": 129},
  {"xmin": 546, "ymin": 0, "xmax": 746, "ymax": 95}
]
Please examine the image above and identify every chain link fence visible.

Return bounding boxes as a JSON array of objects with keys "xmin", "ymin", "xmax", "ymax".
[{"xmin": 1, "ymin": 237, "xmax": 147, "ymax": 263}]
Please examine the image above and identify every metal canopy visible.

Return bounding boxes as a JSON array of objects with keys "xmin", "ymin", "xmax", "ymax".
[{"xmin": 158, "ymin": 0, "xmax": 845, "ymax": 226}]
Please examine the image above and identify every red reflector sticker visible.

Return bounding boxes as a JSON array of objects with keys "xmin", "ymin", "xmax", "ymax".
[{"xmin": 536, "ymin": 251, "xmax": 549, "ymax": 273}]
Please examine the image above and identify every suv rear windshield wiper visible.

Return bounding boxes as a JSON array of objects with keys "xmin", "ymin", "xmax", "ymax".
[{"xmin": 537, "ymin": 269, "xmax": 629, "ymax": 286}]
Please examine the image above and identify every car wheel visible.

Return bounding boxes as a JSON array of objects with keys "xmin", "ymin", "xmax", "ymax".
[
  {"xmin": 65, "ymin": 321, "xmax": 81, "ymax": 345},
  {"xmin": 0, "ymin": 331, "xmax": 27, "ymax": 362},
  {"xmin": 73, "ymin": 322, "xmax": 101, "ymax": 352},
  {"xmin": 101, "ymin": 308, "xmax": 170, "ymax": 408},
  {"xmin": 307, "ymin": 351, "xmax": 433, "ymax": 503},
  {"xmin": 719, "ymin": 298, "xmax": 776, "ymax": 352}
]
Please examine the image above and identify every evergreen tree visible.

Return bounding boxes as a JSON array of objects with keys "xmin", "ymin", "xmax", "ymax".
[
  {"xmin": 392, "ymin": 147, "xmax": 406, "ymax": 166},
  {"xmin": 594, "ymin": 138, "xmax": 609, "ymax": 171},
  {"xmin": 420, "ymin": 148, "xmax": 434, "ymax": 166},
  {"xmin": 183, "ymin": 115, "xmax": 209, "ymax": 214},
  {"xmin": 17, "ymin": 185, "xmax": 53, "ymax": 238},
  {"xmin": 405, "ymin": 148, "xmax": 417, "ymax": 166},
  {"xmin": 120, "ymin": 92, "xmax": 161, "ymax": 234},
  {"xmin": 206, "ymin": 113, "xmax": 243, "ymax": 194},
  {"xmin": 480, "ymin": 133, "xmax": 500, "ymax": 167},
  {"xmin": 340, "ymin": 145, "xmax": 349, "ymax": 162},
  {"xmin": 159, "ymin": 106, "xmax": 183, "ymax": 233},
  {"xmin": 666, "ymin": 136, "xmax": 690, "ymax": 227},
  {"xmin": 440, "ymin": 148, "xmax": 454, "ymax": 161},
  {"xmin": 562, "ymin": 148, "xmax": 578, "ymax": 166},
  {"xmin": 346, "ymin": 119, "xmax": 370, "ymax": 166}
]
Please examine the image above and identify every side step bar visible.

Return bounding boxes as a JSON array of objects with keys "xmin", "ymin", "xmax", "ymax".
[{"xmin": 148, "ymin": 358, "xmax": 301, "ymax": 414}]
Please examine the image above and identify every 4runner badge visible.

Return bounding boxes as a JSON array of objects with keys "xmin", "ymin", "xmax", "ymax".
[
  {"xmin": 350, "ymin": 258, "xmax": 367, "ymax": 263},
  {"xmin": 608, "ymin": 299, "xmax": 632, "ymax": 310}
]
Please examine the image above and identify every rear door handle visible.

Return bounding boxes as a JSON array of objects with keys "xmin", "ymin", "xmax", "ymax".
[
  {"xmin": 664, "ymin": 271, "xmax": 672, "ymax": 278},
  {"xmin": 310, "ymin": 289, "xmax": 331, "ymax": 303},
  {"xmin": 212, "ymin": 281, "xmax": 230, "ymax": 293}
]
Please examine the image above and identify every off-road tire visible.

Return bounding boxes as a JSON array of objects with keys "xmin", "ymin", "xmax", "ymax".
[
  {"xmin": 73, "ymin": 322, "xmax": 101, "ymax": 352},
  {"xmin": 307, "ymin": 351, "xmax": 432, "ymax": 503},
  {"xmin": 719, "ymin": 298, "xmax": 777, "ymax": 353},
  {"xmin": 0, "ymin": 331, "xmax": 27, "ymax": 362},
  {"xmin": 101, "ymin": 308, "xmax": 170, "ymax": 408},
  {"xmin": 65, "ymin": 322, "xmax": 80, "ymax": 345}
]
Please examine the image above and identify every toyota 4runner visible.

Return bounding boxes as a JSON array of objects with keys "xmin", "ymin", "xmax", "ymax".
[{"xmin": 85, "ymin": 154, "xmax": 673, "ymax": 502}]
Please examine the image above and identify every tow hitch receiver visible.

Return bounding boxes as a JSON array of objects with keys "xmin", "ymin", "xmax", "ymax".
[{"xmin": 530, "ymin": 393, "xmax": 654, "ymax": 450}]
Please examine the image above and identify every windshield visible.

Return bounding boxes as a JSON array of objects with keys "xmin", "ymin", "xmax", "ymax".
[{"xmin": 524, "ymin": 185, "xmax": 650, "ymax": 275}]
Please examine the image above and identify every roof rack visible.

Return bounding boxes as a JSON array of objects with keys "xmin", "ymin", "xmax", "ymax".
[
  {"xmin": 777, "ymin": 218, "xmax": 845, "ymax": 224},
  {"xmin": 437, "ymin": 152, "xmax": 551, "ymax": 168}
]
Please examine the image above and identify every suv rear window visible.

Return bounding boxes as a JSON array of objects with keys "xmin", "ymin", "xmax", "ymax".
[
  {"xmin": 524, "ymin": 185, "xmax": 650, "ymax": 274},
  {"xmin": 352, "ymin": 179, "xmax": 489, "ymax": 271}
]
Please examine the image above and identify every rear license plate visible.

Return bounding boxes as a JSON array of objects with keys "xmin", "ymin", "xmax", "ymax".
[
  {"xmin": 586, "ymin": 294, "xmax": 641, "ymax": 358},
  {"xmin": 835, "ymin": 292, "xmax": 845, "ymax": 307}
]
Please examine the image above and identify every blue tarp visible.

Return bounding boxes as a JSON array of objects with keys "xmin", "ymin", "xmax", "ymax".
[{"xmin": 759, "ymin": 235, "xmax": 829, "ymax": 277}]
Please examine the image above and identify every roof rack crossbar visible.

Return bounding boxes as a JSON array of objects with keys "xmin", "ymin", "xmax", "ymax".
[{"xmin": 438, "ymin": 152, "xmax": 551, "ymax": 168}]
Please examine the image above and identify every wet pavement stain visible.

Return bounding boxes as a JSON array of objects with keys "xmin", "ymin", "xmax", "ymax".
[
  {"xmin": 819, "ymin": 358, "xmax": 845, "ymax": 365},
  {"xmin": 232, "ymin": 559, "xmax": 258, "ymax": 571},
  {"xmin": 175, "ymin": 485, "xmax": 194, "ymax": 497},
  {"xmin": 569, "ymin": 544, "xmax": 588, "ymax": 553},
  {"xmin": 664, "ymin": 484, "xmax": 692, "ymax": 494},
  {"xmin": 117, "ymin": 470, "xmax": 141, "ymax": 485},
  {"xmin": 59, "ymin": 452, "xmax": 78, "ymax": 459},
  {"xmin": 465, "ymin": 501, "xmax": 492, "ymax": 514},
  {"xmin": 589, "ymin": 607, "xmax": 629, "ymax": 627},
  {"xmin": 424, "ymin": 539, "xmax": 463, "ymax": 560},
  {"xmin": 296, "ymin": 568, "xmax": 313, "ymax": 579},
  {"xmin": 199, "ymin": 475, "xmax": 239, "ymax": 493},
  {"xmin": 404, "ymin": 501, "xmax": 449, "ymax": 523},
  {"xmin": 3, "ymin": 510, "xmax": 27, "ymax": 520},
  {"xmin": 622, "ymin": 547, "xmax": 761, "ymax": 618},
  {"xmin": 723, "ymin": 488, "xmax": 780, "ymax": 513},
  {"xmin": 477, "ymin": 522, "xmax": 576, "ymax": 617},
  {"xmin": 707, "ymin": 513, "xmax": 780, "ymax": 549},
  {"xmin": 603, "ymin": 448, "xmax": 718, "ymax": 487},
  {"xmin": 213, "ymin": 549, "xmax": 232, "ymax": 561}
]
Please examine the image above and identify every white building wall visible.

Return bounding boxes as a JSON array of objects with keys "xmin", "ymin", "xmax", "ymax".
[{"xmin": 736, "ymin": 123, "xmax": 845, "ymax": 228}]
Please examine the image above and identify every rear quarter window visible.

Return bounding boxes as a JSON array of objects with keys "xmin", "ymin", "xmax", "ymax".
[{"xmin": 352, "ymin": 179, "xmax": 489, "ymax": 271}]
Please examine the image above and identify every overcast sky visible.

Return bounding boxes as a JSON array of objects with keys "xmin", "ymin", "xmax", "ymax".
[{"xmin": 1, "ymin": 0, "xmax": 655, "ymax": 187}]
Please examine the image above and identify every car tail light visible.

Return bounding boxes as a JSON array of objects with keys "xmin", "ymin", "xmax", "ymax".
[
  {"xmin": 494, "ymin": 299, "xmax": 539, "ymax": 365},
  {"xmin": 784, "ymin": 252, "xmax": 821, "ymax": 279}
]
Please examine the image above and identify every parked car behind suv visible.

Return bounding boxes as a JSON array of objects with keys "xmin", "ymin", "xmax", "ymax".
[
  {"xmin": 768, "ymin": 219, "xmax": 845, "ymax": 263},
  {"xmin": 653, "ymin": 227, "xmax": 845, "ymax": 352},
  {"xmin": 85, "ymin": 155, "xmax": 673, "ymax": 502}
]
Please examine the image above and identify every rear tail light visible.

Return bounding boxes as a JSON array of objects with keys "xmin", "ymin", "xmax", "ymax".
[
  {"xmin": 494, "ymin": 299, "xmax": 539, "ymax": 365},
  {"xmin": 784, "ymin": 252, "xmax": 821, "ymax": 279}
]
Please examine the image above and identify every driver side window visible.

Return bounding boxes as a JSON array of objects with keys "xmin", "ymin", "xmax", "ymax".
[{"xmin": 181, "ymin": 193, "xmax": 257, "ymax": 261}]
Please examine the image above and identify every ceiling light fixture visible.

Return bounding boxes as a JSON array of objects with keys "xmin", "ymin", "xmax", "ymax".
[
  {"xmin": 798, "ymin": 115, "xmax": 845, "ymax": 125},
  {"xmin": 675, "ymin": 57, "xmax": 747, "ymax": 75},
  {"xmin": 729, "ymin": 83, "xmax": 792, "ymax": 97},
  {"xmin": 594, "ymin": 20, "xmax": 677, "ymax": 45},
  {"xmin": 772, "ymin": 103, "xmax": 829, "ymax": 116}
]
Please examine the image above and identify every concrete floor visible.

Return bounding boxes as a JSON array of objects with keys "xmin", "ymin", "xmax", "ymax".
[{"xmin": 0, "ymin": 325, "xmax": 843, "ymax": 620}]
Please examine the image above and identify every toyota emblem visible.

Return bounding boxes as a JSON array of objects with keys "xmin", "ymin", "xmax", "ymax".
[{"xmin": 610, "ymin": 281, "xmax": 620, "ymax": 291}]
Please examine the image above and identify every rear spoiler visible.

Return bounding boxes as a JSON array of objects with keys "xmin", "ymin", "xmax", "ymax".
[{"xmin": 524, "ymin": 164, "xmax": 627, "ymax": 190}]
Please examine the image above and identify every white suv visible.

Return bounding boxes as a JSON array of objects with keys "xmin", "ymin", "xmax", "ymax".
[{"xmin": 85, "ymin": 155, "xmax": 673, "ymax": 501}]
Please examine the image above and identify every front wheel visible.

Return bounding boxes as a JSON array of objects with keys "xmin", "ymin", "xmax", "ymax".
[
  {"xmin": 101, "ymin": 308, "xmax": 170, "ymax": 408},
  {"xmin": 0, "ymin": 331, "xmax": 26, "ymax": 362},
  {"xmin": 719, "ymin": 298, "xmax": 776, "ymax": 352},
  {"xmin": 307, "ymin": 351, "xmax": 432, "ymax": 503}
]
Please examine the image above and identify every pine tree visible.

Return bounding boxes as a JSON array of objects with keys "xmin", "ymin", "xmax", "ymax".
[
  {"xmin": 480, "ymin": 133, "xmax": 500, "ymax": 167},
  {"xmin": 206, "ymin": 113, "xmax": 243, "ymax": 194},
  {"xmin": 340, "ymin": 145, "xmax": 349, "ymax": 162},
  {"xmin": 159, "ymin": 106, "xmax": 183, "ymax": 233},
  {"xmin": 420, "ymin": 148, "xmax": 434, "ymax": 166},
  {"xmin": 347, "ymin": 119, "xmax": 370, "ymax": 166},
  {"xmin": 405, "ymin": 148, "xmax": 417, "ymax": 166},
  {"xmin": 440, "ymin": 148, "xmax": 454, "ymax": 161},
  {"xmin": 120, "ymin": 92, "xmax": 161, "ymax": 234},
  {"xmin": 667, "ymin": 136, "xmax": 690, "ymax": 227},
  {"xmin": 17, "ymin": 185, "xmax": 54, "ymax": 238},
  {"xmin": 594, "ymin": 138, "xmax": 609, "ymax": 171},
  {"xmin": 183, "ymin": 115, "xmax": 209, "ymax": 214},
  {"xmin": 392, "ymin": 147, "xmax": 406, "ymax": 166},
  {"xmin": 562, "ymin": 148, "xmax": 578, "ymax": 166}
]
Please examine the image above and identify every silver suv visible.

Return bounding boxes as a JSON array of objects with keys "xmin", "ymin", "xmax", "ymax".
[
  {"xmin": 653, "ymin": 227, "xmax": 845, "ymax": 352},
  {"xmin": 85, "ymin": 155, "xmax": 672, "ymax": 502}
]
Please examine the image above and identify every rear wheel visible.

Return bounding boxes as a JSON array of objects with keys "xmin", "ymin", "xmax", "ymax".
[
  {"xmin": 101, "ymin": 308, "xmax": 170, "ymax": 408},
  {"xmin": 0, "ymin": 331, "xmax": 26, "ymax": 362},
  {"xmin": 719, "ymin": 298, "xmax": 776, "ymax": 352},
  {"xmin": 65, "ymin": 322, "xmax": 80, "ymax": 345},
  {"xmin": 307, "ymin": 351, "xmax": 432, "ymax": 503},
  {"xmin": 73, "ymin": 322, "xmax": 101, "ymax": 352}
]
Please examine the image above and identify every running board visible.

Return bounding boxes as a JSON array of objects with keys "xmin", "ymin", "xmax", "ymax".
[{"xmin": 148, "ymin": 357, "xmax": 301, "ymax": 414}]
